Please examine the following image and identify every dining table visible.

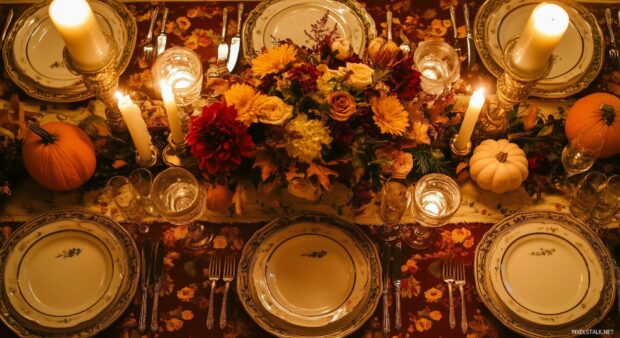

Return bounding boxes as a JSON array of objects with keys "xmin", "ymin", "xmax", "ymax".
[{"xmin": 0, "ymin": 0, "xmax": 619, "ymax": 337}]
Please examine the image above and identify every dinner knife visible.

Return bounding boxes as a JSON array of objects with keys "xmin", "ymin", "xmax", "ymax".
[
  {"xmin": 226, "ymin": 3, "xmax": 244, "ymax": 74},
  {"xmin": 381, "ymin": 242, "xmax": 391, "ymax": 336},
  {"xmin": 392, "ymin": 241, "xmax": 402, "ymax": 331},
  {"xmin": 156, "ymin": 7, "xmax": 169, "ymax": 56},
  {"xmin": 217, "ymin": 8, "xmax": 229, "ymax": 74},
  {"xmin": 1, "ymin": 9, "xmax": 14, "ymax": 47},
  {"xmin": 463, "ymin": 4, "xmax": 476, "ymax": 69},
  {"xmin": 138, "ymin": 238, "xmax": 152, "ymax": 334},
  {"xmin": 150, "ymin": 240, "xmax": 164, "ymax": 333}
]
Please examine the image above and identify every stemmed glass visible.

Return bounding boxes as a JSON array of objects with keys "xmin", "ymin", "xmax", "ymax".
[
  {"xmin": 557, "ymin": 128, "xmax": 605, "ymax": 192},
  {"xmin": 128, "ymin": 168, "xmax": 155, "ymax": 233},
  {"xmin": 150, "ymin": 167, "xmax": 210, "ymax": 250},
  {"xmin": 378, "ymin": 177, "xmax": 411, "ymax": 242},
  {"xmin": 107, "ymin": 176, "xmax": 146, "ymax": 234},
  {"xmin": 402, "ymin": 174, "xmax": 461, "ymax": 250}
]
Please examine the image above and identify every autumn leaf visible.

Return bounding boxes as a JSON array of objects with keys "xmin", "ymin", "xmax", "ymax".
[
  {"xmin": 252, "ymin": 148, "xmax": 278, "ymax": 181},
  {"xmin": 523, "ymin": 104, "xmax": 539, "ymax": 131},
  {"xmin": 307, "ymin": 163, "xmax": 338, "ymax": 191},
  {"xmin": 456, "ymin": 161, "xmax": 470, "ymax": 183}
]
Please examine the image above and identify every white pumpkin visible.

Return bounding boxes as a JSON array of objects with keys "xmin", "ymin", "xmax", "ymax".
[{"xmin": 469, "ymin": 139, "xmax": 529, "ymax": 194}]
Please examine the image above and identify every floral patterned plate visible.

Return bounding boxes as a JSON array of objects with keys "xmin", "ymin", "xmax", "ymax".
[
  {"xmin": 474, "ymin": 0, "xmax": 603, "ymax": 98},
  {"xmin": 1, "ymin": 0, "xmax": 136, "ymax": 102},
  {"xmin": 237, "ymin": 213, "xmax": 381, "ymax": 337},
  {"xmin": 242, "ymin": 0, "xmax": 376, "ymax": 61},
  {"xmin": 475, "ymin": 211, "xmax": 615, "ymax": 337},
  {"xmin": 0, "ymin": 210, "xmax": 139, "ymax": 337}
]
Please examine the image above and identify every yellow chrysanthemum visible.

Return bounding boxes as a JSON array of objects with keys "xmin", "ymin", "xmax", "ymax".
[
  {"xmin": 284, "ymin": 114, "xmax": 333, "ymax": 163},
  {"xmin": 371, "ymin": 94, "xmax": 409, "ymax": 136},
  {"xmin": 223, "ymin": 83, "xmax": 259, "ymax": 125},
  {"xmin": 251, "ymin": 44, "xmax": 297, "ymax": 78}
]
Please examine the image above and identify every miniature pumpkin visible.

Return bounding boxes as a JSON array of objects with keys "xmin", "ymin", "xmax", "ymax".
[
  {"xmin": 565, "ymin": 93, "xmax": 620, "ymax": 158},
  {"xmin": 469, "ymin": 139, "xmax": 528, "ymax": 194},
  {"xmin": 22, "ymin": 121, "xmax": 96, "ymax": 192}
]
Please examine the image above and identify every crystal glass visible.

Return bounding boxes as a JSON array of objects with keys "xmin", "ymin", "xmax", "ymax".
[
  {"xmin": 561, "ymin": 129, "xmax": 604, "ymax": 177},
  {"xmin": 591, "ymin": 175, "xmax": 620, "ymax": 227},
  {"xmin": 151, "ymin": 167, "xmax": 209, "ymax": 249},
  {"xmin": 107, "ymin": 176, "xmax": 145, "ymax": 233},
  {"xmin": 378, "ymin": 177, "xmax": 411, "ymax": 242},
  {"xmin": 128, "ymin": 168, "xmax": 156, "ymax": 233},
  {"xmin": 402, "ymin": 174, "xmax": 461, "ymax": 249},
  {"xmin": 152, "ymin": 47, "xmax": 203, "ymax": 107},
  {"xmin": 413, "ymin": 41, "xmax": 460, "ymax": 95},
  {"xmin": 569, "ymin": 171, "xmax": 606, "ymax": 220}
]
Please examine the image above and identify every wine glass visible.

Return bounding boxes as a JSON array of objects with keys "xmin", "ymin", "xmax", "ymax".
[
  {"xmin": 128, "ymin": 168, "xmax": 155, "ymax": 233},
  {"xmin": 590, "ymin": 175, "xmax": 620, "ymax": 228},
  {"xmin": 150, "ymin": 167, "xmax": 209, "ymax": 250},
  {"xmin": 378, "ymin": 177, "xmax": 411, "ymax": 242},
  {"xmin": 557, "ymin": 128, "xmax": 605, "ymax": 191},
  {"xmin": 402, "ymin": 173, "xmax": 461, "ymax": 250},
  {"xmin": 107, "ymin": 176, "xmax": 145, "ymax": 234}
]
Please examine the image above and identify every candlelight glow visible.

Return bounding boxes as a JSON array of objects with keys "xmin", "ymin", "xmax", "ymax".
[
  {"xmin": 49, "ymin": 0, "xmax": 90, "ymax": 27},
  {"xmin": 532, "ymin": 3, "xmax": 569, "ymax": 37}
]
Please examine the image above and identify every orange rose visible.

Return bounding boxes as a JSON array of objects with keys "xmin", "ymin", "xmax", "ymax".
[{"xmin": 327, "ymin": 91, "xmax": 357, "ymax": 121}]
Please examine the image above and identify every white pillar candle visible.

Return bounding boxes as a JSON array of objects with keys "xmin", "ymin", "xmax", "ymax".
[
  {"xmin": 455, "ymin": 89, "xmax": 485, "ymax": 150},
  {"xmin": 510, "ymin": 3, "xmax": 569, "ymax": 74},
  {"xmin": 116, "ymin": 92, "xmax": 153, "ymax": 162},
  {"xmin": 160, "ymin": 80, "xmax": 185, "ymax": 144},
  {"xmin": 49, "ymin": 0, "xmax": 110, "ymax": 71}
]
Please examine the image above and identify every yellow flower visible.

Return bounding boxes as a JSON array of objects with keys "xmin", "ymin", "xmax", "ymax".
[
  {"xmin": 213, "ymin": 235, "xmax": 228, "ymax": 249},
  {"xmin": 415, "ymin": 317, "xmax": 433, "ymax": 332},
  {"xmin": 224, "ymin": 84, "xmax": 259, "ymax": 125},
  {"xmin": 429, "ymin": 310, "xmax": 443, "ymax": 321},
  {"xmin": 452, "ymin": 227, "xmax": 472, "ymax": 244},
  {"xmin": 181, "ymin": 310, "xmax": 194, "ymax": 320},
  {"xmin": 371, "ymin": 93, "xmax": 409, "ymax": 136},
  {"xmin": 341, "ymin": 62, "xmax": 374, "ymax": 90},
  {"xmin": 284, "ymin": 114, "xmax": 333, "ymax": 163},
  {"xmin": 251, "ymin": 44, "xmax": 297, "ymax": 78},
  {"xmin": 177, "ymin": 286, "xmax": 195, "ymax": 302},
  {"xmin": 331, "ymin": 38, "xmax": 352, "ymax": 61},
  {"xmin": 424, "ymin": 287, "xmax": 443, "ymax": 303},
  {"xmin": 176, "ymin": 17, "xmax": 191, "ymax": 31},
  {"xmin": 316, "ymin": 64, "xmax": 345, "ymax": 95},
  {"xmin": 165, "ymin": 318, "xmax": 184, "ymax": 332},
  {"xmin": 252, "ymin": 95, "xmax": 293, "ymax": 125}
]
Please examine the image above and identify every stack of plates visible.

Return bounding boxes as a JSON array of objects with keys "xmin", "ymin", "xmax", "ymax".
[
  {"xmin": 237, "ymin": 213, "xmax": 381, "ymax": 337},
  {"xmin": 475, "ymin": 211, "xmax": 615, "ymax": 337},
  {"xmin": 0, "ymin": 210, "xmax": 139, "ymax": 337}
]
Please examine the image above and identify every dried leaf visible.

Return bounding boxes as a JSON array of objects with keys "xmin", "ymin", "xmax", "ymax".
[
  {"xmin": 307, "ymin": 163, "xmax": 338, "ymax": 191},
  {"xmin": 523, "ymin": 104, "xmax": 539, "ymax": 131},
  {"xmin": 252, "ymin": 148, "xmax": 278, "ymax": 181}
]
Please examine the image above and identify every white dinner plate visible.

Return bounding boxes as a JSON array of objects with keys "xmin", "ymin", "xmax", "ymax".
[
  {"xmin": 0, "ymin": 210, "xmax": 139, "ymax": 337},
  {"xmin": 474, "ymin": 0, "xmax": 604, "ymax": 98},
  {"xmin": 2, "ymin": 0, "xmax": 136, "ymax": 102},
  {"xmin": 237, "ymin": 213, "xmax": 381, "ymax": 337},
  {"xmin": 475, "ymin": 211, "xmax": 615, "ymax": 337},
  {"xmin": 242, "ymin": 0, "xmax": 376, "ymax": 61}
]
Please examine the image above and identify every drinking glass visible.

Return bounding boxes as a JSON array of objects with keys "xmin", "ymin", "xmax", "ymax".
[
  {"xmin": 378, "ymin": 177, "xmax": 411, "ymax": 242},
  {"xmin": 591, "ymin": 175, "xmax": 620, "ymax": 227},
  {"xmin": 107, "ymin": 176, "xmax": 145, "ymax": 233},
  {"xmin": 151, "ymin": 167, "xmax": 209, "ymax": 249},
  {"xmin": 413, "ymin": 41, "xmax": 460, "ymax": 95},
  {"xmin": 569, "ymin": 171, "xmax": 606, "ymax": 220},
  {"xmin": 128, "ymin": 168, "xmax": 156, "ymax": 233},
  {"xmin": 556, "ymin": 129, "xmax": 605, "ymax": 192},
  {"xmin": 402, "ymin": 174, "xmax": 461, "ymax": 249},
  {"xmin": 152, "ymin": 47, "xmax": 203, "ymax": 107}
]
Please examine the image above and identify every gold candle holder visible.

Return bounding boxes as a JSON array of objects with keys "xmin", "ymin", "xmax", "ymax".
[
  {"xmin": 63, "ymin": 36, "xmax": 126, "ymax": 132},
  {"xmin": 136, "ymin": 144, "xmax": 159, "ymax": 168},
  {"xmin": 162, "ymin": 135, "xmax": 195, "ymax": 168},
  {"xmin": 450, "ymin": 134, "xmax": 472, "ymax": 157},
  {"xmin": 479, "ymin": 37, "xmax": 552, "ymax": 137}
]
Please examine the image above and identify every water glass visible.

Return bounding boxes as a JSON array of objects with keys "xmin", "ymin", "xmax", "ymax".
[
  {"xmin": 378, "ymin": 177, "xmax": 411, "ymax": 242},
  {"xmin": 152, "ymin": 47, "xmax": 203, "ymax": 107},
  {"xmin": 413, "ymin": 40, "xmax": 460, "ymax": 95},
  {"xmin": 107, "ymin": 176, "xmax": 145, "ymax": 228},
  {"xmin": 591, "ymin": 175, "xmax": 620, "ymax": 227},
  {"xmin": 570, "ymin": 171, "xmax": 606, "ymax": 220},
  {"xmin": 561, "ymin": 129, "xmax": 604, "ymax": 178}
]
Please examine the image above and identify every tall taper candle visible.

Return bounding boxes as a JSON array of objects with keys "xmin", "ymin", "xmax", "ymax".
[
  {"xmin": 49, "ymin": 0, "xmax": 110, "ymax": 70},
  {"xmin": 510, "ymin": 3, "xmax": 569, "ymax": 74},
  {"xmin": 160, "ymin": 80, "xmax": 185, "ymax": 145},
  {"xmin": 116, "ymin": 92, "xmax": 153, "ymax": 162},
  {"xmin": 455, "ymin": 89, "xmax": 485, "ymax": 150}
]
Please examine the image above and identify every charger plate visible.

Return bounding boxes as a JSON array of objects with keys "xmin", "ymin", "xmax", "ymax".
[
  {"xmin": 237, "ymin": 213, "xmax": 381, "ymax": 337},
  {"xmin": 474, "ymin": 0, "xmax": 603, "ymax": 98},
  {"xmin": 242, "ymin": 0, "xmax": 375, "ymax": 61},
  {"xmin": 2, "ymin": 0, "xmax": 136, "ymax": 102},
  {"xmin": 475, "ymin": 211, "xmax": 615, "ymax": 337},
  {"xmin": 0, "ymin": 210, "xmax": 139, "ymax": 337}
]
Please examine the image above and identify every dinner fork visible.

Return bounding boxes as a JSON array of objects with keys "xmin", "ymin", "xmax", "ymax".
[
  {"xmin": 206, "ymin": 256, "xmax": 222, "ymax": 329},
  {"xmin": 442, "ymin": 258, "xmax": 456, "ymax": 329},
  {"xmin": 219, "ymin": 256, "xmax": 236, "ymax": 329},
  {"xmin": 606, "ymin": 8, "xmax": 620, "ymax": 70},
  {"xmin": 449, "ymin": 5, "xmax": 462, "ymax": 58},
  {"xmin": 143, "ymin": 8, "xmax": 159, "ymax": 64},
  {"xmin": 455, "ymin": 260, "xmax": 468, "ymax": 333}
]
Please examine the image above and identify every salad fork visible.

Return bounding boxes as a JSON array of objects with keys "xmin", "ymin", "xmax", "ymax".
[
  {"xmin": 449, "ymin": 5, "xmax": 462, "ymax": 58},
  {"xmin": 143, "ymin": 8, "xmax": 159, "ymax": 64},
  {"xmin": 442, "ymin": 258, "xmax": 456, "ymax": 329},
  {"xmin": 219, "ymin": 256, "xmax": 236, "ymax": 329},
  {"xmin": 206, "ymin": 256, "xmax": 222, "ymax": 329},
  {"xmin": 606, "ymin": 8, "xmax": 620, "ymax": 70},
  {"xmin": 455, "ymin": 260, "xmax": 468, "ymax": 333}
]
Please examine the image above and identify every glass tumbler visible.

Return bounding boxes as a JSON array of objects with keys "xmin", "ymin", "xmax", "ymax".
[
  {"xmin": 378, "ymin": 177, "xmax": 411, "ymax": 242},
  {"xmin": 152, "ymin": 47, "xmax": 203, "ymax": 107},
  {"xmin": 107, "ymin": 175, "xmax": 145, "ymax": 233},
  {"xmin": 413, "ymin": 40, "xmax": 460, "ymax": 95},
  {"xmin": 591, "ymin": 175, "xmax": 620, "ymax": 227},
  {"xmin": 570, "ymin": 171, "xmax": 607, "ymax": 220}
]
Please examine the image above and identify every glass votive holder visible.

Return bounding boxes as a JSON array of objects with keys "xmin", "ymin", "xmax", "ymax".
[
  {"xmin": 569, "ymin": 171, "xmax": 606, "ymax": 220},
  {"xmin": 413, "ymin": 40, "xmax": 460, "ymax": 95},
  {"xmin": 411, "ymin": 173, "xmax": 461, "ymax": 227},
  {"xmin": 152, "ymin": 47, "xmax": 203, "ymax": 107}
]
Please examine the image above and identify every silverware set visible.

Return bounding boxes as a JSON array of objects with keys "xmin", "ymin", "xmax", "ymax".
[
  {"xmin": 380, "ymin": 240, "xmax": 402, "ymax": 336},
  {"xmin": 217, "ymin": 4, "xmax": 244, "ymax": 75},
  {"xmin": 605, "ymin": 8, "xmax": 620, "ymax": 70},
  {"xmin": 206, "ymin": 255, "xmax": 237, "ymax": 330},
  {"xmin": 443, "ymin": 258, "xmax": 468, "ymax": 334},
  {"xmin": 143, "ymin": 6, "xmax": 169, "ymax": 64},
  {"xmin": 449, "ymin": 4, "xmax": 476, "ymax": 69},
  {"xmin": 138, "ymin": 239, "xmax": 165, "ymax": 334}
]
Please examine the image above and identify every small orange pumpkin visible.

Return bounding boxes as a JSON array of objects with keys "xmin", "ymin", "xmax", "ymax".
[
  {"xmin": 565, "ymin": 93, "xmax": 620, "ymax": 158},
  {"xmin": 22, "ymin": 121, "xmax": 96, "ymax": 192}
]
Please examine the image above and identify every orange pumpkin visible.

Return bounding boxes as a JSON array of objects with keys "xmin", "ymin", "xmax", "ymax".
[
  {"xmin": 565, "ymin": 93, "xmax": 620, "ymax": 158},
  {"xmin": 22, "ymin": 121, "xmax": 96, "ymax": 192}
]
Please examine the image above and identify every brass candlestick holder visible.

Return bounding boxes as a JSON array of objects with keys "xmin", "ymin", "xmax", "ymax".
[
  {"xmin": 135, "ymin": 144, "xmax": 160, "ymax": 168},
  {"xmin": 63, "ymin": 37, "xmax": 126, "ymax": 132},
  {"xmin": 162, "ymin": 135, "xmax": 195, "ymax": 168},
  {"xmin": 479, "ymin": 37, "xmax": 552, "ymax": 137},
  {"xmin": 449, "ymin": 134, "xmax": 472, "ymax": 157}
]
